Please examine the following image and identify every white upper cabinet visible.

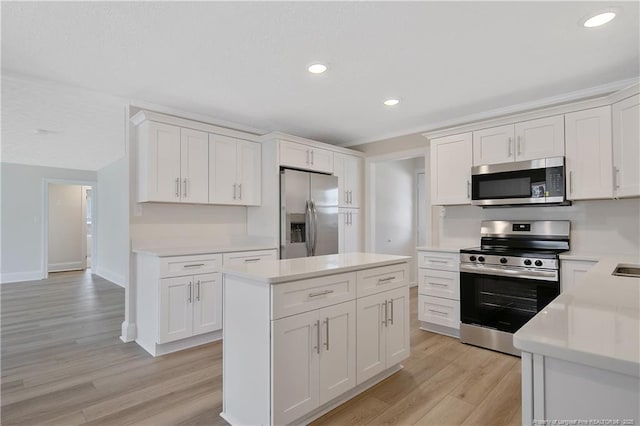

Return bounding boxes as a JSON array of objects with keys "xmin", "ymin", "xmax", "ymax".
[
  {"xmin": 565, "ymin": 106, "xmax": 613, "ymax": 200},
  {"xmin": 612, "ymin": 94, "xmax": 640, "ymax": 198},
  {"xmin": 514, "ymin": 115, "xmax": 565, "ymax": 161},
  {"xmin": 430, "ymin": 132, "xmax": 472, "ymax": 205},
  {"xmin": 180, "ymin": 128, "xmax": 209, "ymax": 204},
  {"xmin": 137, "ymin": 122, "xmax": 209, "ymax": 204},
  {"xmin": 280, "ymin": 140, "xmax": 333, "ymax": 174},
  {"xmin": 473, "ymin": 124, "xmax": 515, "ymax": 166},
  {"xmin": 472, "ymin": 115, "xmax": 564, "ymax": 166},
  {"xmin": 334, "ymin": 153, "xmax": 363, "ymax": 208},
  {"xmin": 209, "ymin": 134, "xmax": 261, "ymax": 206}
]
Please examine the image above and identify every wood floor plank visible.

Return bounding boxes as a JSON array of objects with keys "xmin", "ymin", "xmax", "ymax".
[{"xmin": 1, "ymin": 271, "xmax": 521, "ymax": 425}]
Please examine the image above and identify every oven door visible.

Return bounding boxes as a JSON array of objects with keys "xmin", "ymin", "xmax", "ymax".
[{"xmin": 460, "ymin": 265, "xmax": 560, "ymax": 334}]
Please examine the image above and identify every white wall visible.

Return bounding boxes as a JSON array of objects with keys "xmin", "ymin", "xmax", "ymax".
[
  {"xmin": 95, "ymin": 156, "xmax": 129, "ymax": 287},
  {"xmin": 48, "ymin": 183, "xmax": 85, "ymax": 272},
  {"xmin": 0, "ymin": 163, "xmax": 96, "ymax": 283},
  {"xmin": 436, "ymin": 198, "xmax": 640, "ymax": 256},
  {"xmin": 373, "ymin": 157, "xmax": 425, "ymax": 283}
]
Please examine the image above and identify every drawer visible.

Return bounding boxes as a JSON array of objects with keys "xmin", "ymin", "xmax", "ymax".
[
  {"xmin": 417, "ymin": 251, "xmax": 459, "ymax": 271},
  {"xmin": 222, "ymin": 249, "xmax": 278, "ymax": 266},
  {"xmin": 356, "ymin": 263, "xmax": 409, "ymax": 298},
  {"xmin": 271, "ymin": 272, "xmax": 356, "ymax": 320},
  {"xmin": 418, "ymin": 269, "xmax": 460, "ymax": 300},
  {"xmin": 418, "ymin": 295, "xmax": 460, "ymax": 330},
  {"xmin": 160, "ymin": 254, "xmax": 222, "ymax": 278}
]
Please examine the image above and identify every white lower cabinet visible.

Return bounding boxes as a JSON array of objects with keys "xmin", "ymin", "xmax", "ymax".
[
  {"xmin": 416, "ymin": 249, "xmax": 460, "ymax": 337},
  {"xmin": 272, "ymin": 300, "xmax": 356, "ymax": 425},
  {"xmin": 159, "ymin": 272, "xmax": 222, "ymax": 344},
  {"xmin": 560, "ymin": 258, "xmax": 599, "ymax": 293},
  {"xmin": 356, "ymin": 286, "xmax": 410, "ymax": 384}
]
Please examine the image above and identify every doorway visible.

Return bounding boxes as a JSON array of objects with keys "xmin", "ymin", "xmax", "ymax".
[
  {"xmin": 42, "ymin": 179, "xmax": 97, "ymax": 278},
  {"xmin": 366, "ymin": 148, "xmax": 429, "ymax": 286}
]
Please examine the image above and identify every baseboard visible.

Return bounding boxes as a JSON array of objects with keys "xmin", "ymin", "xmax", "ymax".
[
  {"xmin": 420, "ymin": 321, "xmax": 460, "ymax": 338},
  {"xmin": 137, "ymin": 330, "xmax": 223, "ymax": 357},
  {"xmin": 94, "ymin": 266, "xmax": 127, "ymax": 288},
  {"xmin": 0, "ymin": 270, "xmax": 43, "ymax": 284},
  {"xmin": 48, "ymin": 261, "xmax": 83, "ymax": 272}
]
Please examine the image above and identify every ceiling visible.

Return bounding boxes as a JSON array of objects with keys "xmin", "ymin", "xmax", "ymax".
[{"xmin": 2, "ymin": 1, "xmax": 639, "ymax": 170}]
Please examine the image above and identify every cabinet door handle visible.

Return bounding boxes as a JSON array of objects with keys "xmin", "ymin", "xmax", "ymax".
[
  {"xmin": 238, "ymin": 183, "xmax": 242, "ymax": 200},
  {"xmin": 349, "ymin": 211, "xmax": 352, "ymax": 225},
  {"xmin": 614, "ymin": 167, "xmax": 621, "ymax": 189},
  {"xmin": 233, "ymin": 183, "xmax": 237, "ymax": 200},
  {"xmin": 569, "ymin": 171, "xmax": 573, "ymax": 195},
  {"xmin": 306, "ymin": 150, "xmax": 310, "ymax": 165},
  {"xmin": 466, "ymin": 180, "xmax": 471, "ymax": 199},
  {"xmin": 349, "ymin": 190, "xmax": 353, "ymax": 204},
  {"xmin": 175, "ymin": 178, "xmax": 180, "ymax": 198},
  {"xmin": 517, "ymin": 136, "xmax": 522, "ymax": 156},
  {"xmin": 316, "ymin": 320, "xmax": 321, "ymax": 354},
  {"xmin": 507, "ymin": 137, "xmax": 512, "ymax": 157},
  {"xmin": 345, "ymin": 190, "xmax": 349, "ymax": 203},
  {"xmin": 309, "ymin": 289, "xmax": 334, "ymax": 298},
  {"xmin": 324, "ymin": 318, "xmax": 330, "ymax": 351},
  {"xmin": 197, "ymin": 280, "xmax": 201, "ymax": 301},
  {"xmin": 389, "ymin": 299, "xmax": 394, "ymax": 325},
  {"xmin": 183, "ymin": 178, "xmax": 188, "ymax": 198},
  {"xmin": 188, "ymin": 282, "xmax": 192, "ymax": 303},
  {"xmin": 383, "ymin": 300, "xmax": 388, "ymax": 327},
  {"xmin": 310, "ymin": 150, "xmax": 314, "ymax": 165}
]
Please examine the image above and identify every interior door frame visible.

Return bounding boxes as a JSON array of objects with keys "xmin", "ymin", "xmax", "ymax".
[
  {"xmin": 363, "ymin": 147, "xmax": 430, "ymax": 253},
  {"xmin": 41, "ymin": 178, "xmax": 98, "ymax": 279}
]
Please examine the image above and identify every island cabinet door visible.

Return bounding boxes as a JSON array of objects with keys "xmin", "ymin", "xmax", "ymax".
[
  {"xmin": 356, "ymin": 291, "xmax": 388, "ymax": 384},
  {"xmin": 318, "ymin": 301, "xmax": 356, "ymax": 405},
  {"xmin": 192, "ymin": 273, "xmax": 222, "ymax": 336},
  {"xmin": 385, "ymin": 287, "xmax": 410, "ymax": 366},
  {"xmin": 272, "ymin": 310, "xmax": 320, "ymax": 425},
  {"xmin": 158, "ymin": 276, "xmax": 193, "ymax": 344}
]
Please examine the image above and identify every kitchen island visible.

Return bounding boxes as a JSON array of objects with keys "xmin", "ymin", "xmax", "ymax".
[
  {"xmin": 514, "ymin": 256, "xmax": 640, "ymax": 426},
  {"xmin": 220, "ymin": 252, "xmax": 411, "ymax": 426}
]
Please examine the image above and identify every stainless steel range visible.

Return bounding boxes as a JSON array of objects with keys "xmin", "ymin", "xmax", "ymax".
[{"xmin": 459, "ymin": 220, "xmax": 570, "ymax": 356}]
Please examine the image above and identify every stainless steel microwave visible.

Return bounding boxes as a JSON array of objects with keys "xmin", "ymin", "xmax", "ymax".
[{"xmin": 471, "ymin": 157, "xmax": 568, "ymax": 206}]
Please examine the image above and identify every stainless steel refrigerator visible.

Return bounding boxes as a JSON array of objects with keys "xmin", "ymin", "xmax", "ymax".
[{"xmin": 280, "ymin": 168, "xmax": 339, "ymax": 259}]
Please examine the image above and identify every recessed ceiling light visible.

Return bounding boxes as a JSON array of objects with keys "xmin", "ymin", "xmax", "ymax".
[
  {"xmin": 583, "ymin": 11, "xmax": 616, "ymax": 28},
  {"xmin": 383, "ymin": 98, "xmax": 400, "ymax": 106},
  {"xmin": 308, "ymin": 63, "xmax": 327, "ymax": 74}
]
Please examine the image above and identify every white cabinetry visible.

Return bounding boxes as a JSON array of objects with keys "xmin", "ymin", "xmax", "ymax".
[
  {"xmin": 356, "ymin": 286, "xmax": 409, "ymax": 384},
  {"xmin": 612, "ymin": 94, "xmax": 640, "ymax": 198},
  {"xmin": 565, "ymin": 106, "xmax": 613, "ymax": 200},
  {"xmin": 560, "ymin": 258, "xmax": 598, "ymax": 293},
  {"xmin": 272, "ymin": 300, "xmax": 356, "ymax": 425},
  {"xmin": 222, "ymin": 249, "xmax": 277, "ymax": 266},
  {"xmin": 334, "ymin": 153, "xmax": 363, "ymax": 207},
  {"xmin": 280, "ymin": 140, "xmax": 333, "ymax": 174},
  {"xmin": 472, "ymin": 115, "xmax": 564, "ymax": 166},
  {"xmin": 338, "ymin": 208, "xmax": 361, "ymax": 254},
  {"xmin": 417, "ymin": 250, "xmax": 460, "ymax": 337},
  {"xmin": 209, "ymin": 134, "xmax": 261, "ymax": 206},
  {"xmin": 137, "ymin": 121, "xmax": 209, "ymax": 203},
  {"xmin": 430, "ymin": 133, "xmax": 472, "ymax": 205}
]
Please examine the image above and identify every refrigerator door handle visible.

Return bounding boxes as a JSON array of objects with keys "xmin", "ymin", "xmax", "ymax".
[
  {"xmin": 311, "ymin": 200, "xmax": 318, "ymax": 256},
  {"xmin": 305, "ymin": 201, "xmax": 312, "ymax": 256}
]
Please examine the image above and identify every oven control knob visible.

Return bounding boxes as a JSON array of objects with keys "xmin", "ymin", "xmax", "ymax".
[
  {"xmin": 524, "ymin": 259, "xmax": 532, "ymax": 266},
  {"xmin": 478, "ymin": 256, "xmax": 485, "ymax": 262},
  {"xmin": 500, "ymin": 257, "xmax": 507, "ymax": 264},
  {"xmin": 469, "ymin": 255, "xmax": 477, "ymax": 261},
  {"xmin": 535, "ymin": 260, "xmax": 543, "ymax": 267}
]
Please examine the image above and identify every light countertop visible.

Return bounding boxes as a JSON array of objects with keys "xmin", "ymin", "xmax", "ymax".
[
  {"xmin": 415, "ymin": 246, "xmax": 461, "ymax": 253},
  {"xmin": 222, "ymin": 252, "xmax": 411, "ymax": 284},
  {"xmin": 514, "ymin": 256, "xmax": 640, "ymax": 377},
  {"xmin": 132, "ymin": 238, "xmax": 277, "ymax": 257}
]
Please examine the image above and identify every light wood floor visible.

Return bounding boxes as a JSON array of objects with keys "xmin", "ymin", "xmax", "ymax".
[{"xmin": 1, "ymin": 270, "xmax": 520, "ymax": 425}]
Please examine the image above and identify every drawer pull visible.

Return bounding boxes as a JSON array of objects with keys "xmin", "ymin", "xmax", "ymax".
[
  {"xmin": 427, "ymin": 259, "xmax": 449, "ymax": 264},
  {"xmin": 243, "ymin": 258, "xmax": 262, "ymax": 263},
  {"xmin": 183, "ymin": 263, "xmax": 205, "ymax": 268},
  {"xmin": 308, "ymin": 289, "xmax": 334, "ymax": 298},
  {"xmin": 377, "ymin": 276, "xmax": 395, "ymax": 284},
  {"xmin": 428, "ymin": 308, "xmax": 449, "ymax": 316},
  {"xmin": 429, "ymin": 282, "xmax": 449, "ymax": 287}
]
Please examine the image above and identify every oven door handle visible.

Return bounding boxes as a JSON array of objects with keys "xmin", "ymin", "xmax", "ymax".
[{"xmin": 460, "ymin": 263, "xmax": 558, "ymax": 282}]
